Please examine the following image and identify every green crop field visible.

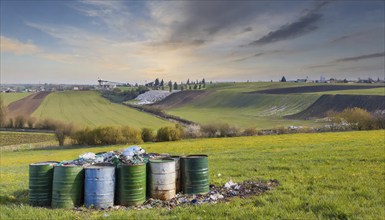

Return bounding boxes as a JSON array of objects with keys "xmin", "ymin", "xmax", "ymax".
[
  {"xmin": 32, "ymin": 91, "xmax": 172, "ymax": 129},
  {"xmin": 167, "ymin": 92, "xmax": 321, "ymax": 129},
  {"xmin": 0, "ymin": 130, "xmax": 384, "ymax": 219},
  {"xmin": 0, "ymin": 93, "xmax": 31, "ymax": 106}
]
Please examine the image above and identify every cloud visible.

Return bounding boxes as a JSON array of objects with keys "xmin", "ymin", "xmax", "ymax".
[
  {"xmin": 333, "ymin": 52, "xmax": 385, "ymax": 63},
  {"xmin": 0, "ymin": 36, "xmax": 41, "ymax": 55},
  {"xmin": 304, "ymin": 64, "xmax": 336, "ymax": 69},
  {"xmin": 245, "ymin": 1, "xmax": 332, "ymax": 46},
  {"xmin": 232, "ymin": 50, "xmax": 283, "ymax": 62}
]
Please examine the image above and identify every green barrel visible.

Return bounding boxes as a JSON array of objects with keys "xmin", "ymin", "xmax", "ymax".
[
  {"xmin": 52, "ymin": 165, "xmax": 84, "ymax": 208},
  {"xmin": 118, "ymin": 163, "xmax": 146, "ymax": 206},
  {"xmin": 29, "ymin": 161, "xmax": 58, "ymax": 207},
  {"xmin": 181, "ymin": 155, "xmax": 209, "ymax": 194}
]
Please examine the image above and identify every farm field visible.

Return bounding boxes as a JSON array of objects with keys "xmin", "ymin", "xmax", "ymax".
[
  {"xmin": 0, "ymin": 93, "xmax": 31, "ymax": 106},
  {"xmin": 164, "ymin": 91, "xmax": 321, "ymax": 129},
  {"xmin": 0, "ymin": 130, "xmax": 384, "ymax": 219},
  {"xmin": 0, "ymin": 131, "xmax": 55, "ymax": 147},
  {"xmin": 311, "ymin": 87, "xmax": 385, "ymax": 96},
  {"xmin": 161, "ymin": 82, "xmax": 384, "ymax": 128},
  {"xmin": 32, "ymin": 91, "xmax": 172, "ymax": 129}
]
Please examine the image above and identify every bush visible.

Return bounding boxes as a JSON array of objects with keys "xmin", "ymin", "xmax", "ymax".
[
  {"xmin": 243, "ymin": 127, "xmax": 257, "ymax": 136},
  {"xmin": 183, "ymin": 125, "xmax": 202, "ymax": 139},
  {"xmin": 201, "ymin": 123, "xmax": 240, "ymax": 138},
  {"xmin": 26, "ymin": 117, "xmax": 36, "ymax": 129},
  {"xmin": 14, "ymin": 115, "xmax": 27, "ymax": 128},
  {"xmin": 373, "ymin": 110, "xmax": 385, "ymax": 129},
  {"xmin": 328, "ymin": 107, "xmax": 375, "ymax": 130},
  {"xmin": 6, "ymin": 118, "xmax": 14, "ymax": 128},
  {"xmin": 141, "ymin": 128, "xmax": 155, "ymax": 142},
  {"xmin": 35, "ymin": 118, "xmax": 61, "ymax": 130},
  {"xmin": 0, "ymin": 96, "xmax": 6, "ymax": 128},
  {"xmin": 121, "ymin": 126, "xmax": 143, "ymax": 144},
  {"xmin": 54, "ymin": 123, "xmax": 76, "ymax": 146},
  {"xmin": 71, "ymin": 126, "xmax": 143, "ymax": 145},
  {"xmin": 156, "ymin": 125, "xmax": 184, "ymax": 142}
]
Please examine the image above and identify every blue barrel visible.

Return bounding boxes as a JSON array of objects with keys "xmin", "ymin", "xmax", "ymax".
[{"xmin": 84, "ymin": 165, "xmax": 115, "ymax": 209}]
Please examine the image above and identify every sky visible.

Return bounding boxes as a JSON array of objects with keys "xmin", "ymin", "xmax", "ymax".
[{"xmin": 0, "ymin": 0, "xmax": 384, "ymax": 84}]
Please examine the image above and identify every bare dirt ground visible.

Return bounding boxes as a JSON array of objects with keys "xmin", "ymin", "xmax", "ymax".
[
  {"xmin": 285, "ymin": 94, "xmax": 385, "ymax": 119},
  {"xmin": 7, "ymin": 92, "xmax": 50, "ymax": 118},
  {"xmin": 248, "ymin": 85, "xmax": 384, "ymax": 94},
  {"xmin": 152, "ymin": 90, "xmax": 212, "ymax": 109}
]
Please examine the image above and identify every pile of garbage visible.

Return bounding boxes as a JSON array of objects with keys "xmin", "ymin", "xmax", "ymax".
[
  {"xmin": 57, "ymin": 146, "xmax": 166, "ymax": 166},
  {"xmin": 134, "ymin": 90, "xmax": 179, "ymax": 105},
  {"xmin": 118, "ymin": 179, "xmax": 279, "ymax": 210}
]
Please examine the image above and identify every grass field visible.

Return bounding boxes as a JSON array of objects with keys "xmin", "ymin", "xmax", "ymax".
[
  {"xmin": 0, "ymin": 93, "xmax": 31, "ymax": 106},
  {"xmin": 167, "ymin": 92, "xmax": 321, "ymax": 129},
  {"xmin": 32, "ymin": 91, "xmax": 172, "ymax": 129},
  {"xmin": 0, "ymin": 131, "xmax": 55, "ymax": 147},
  {"xmin": 1, "ymin": 130, "xmax": 384, "ymax": 219}
]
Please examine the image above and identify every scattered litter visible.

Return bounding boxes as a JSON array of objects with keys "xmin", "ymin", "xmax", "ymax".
[{"xmin": 106, "ymin": 179, "xmax": 279, "ymax": 211}]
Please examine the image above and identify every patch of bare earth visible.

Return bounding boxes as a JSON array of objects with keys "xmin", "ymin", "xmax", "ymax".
[
  {"xmin": 7, "ymin": 92, "xmax": 50, "ymax": 118},
  {"xmin": 152, "ymin": 90, "xmax": 212, "ymax": 110}
]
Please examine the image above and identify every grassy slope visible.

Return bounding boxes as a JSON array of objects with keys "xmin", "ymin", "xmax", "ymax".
[
  {"xmin": 0, "ymin": 130, "xmax": 384, "ymax": 219},
  {"xmin": 0, "ymin": 93, "xmax": 31, "ymax": 106},
  {"xmin": 167, "ymin": 83, "xmax": 383, "ymax": 129},
  {"xmin": 168, "ymin": 83, "xmax": 321, "ymax": 129},
  {"xmin": 0, "ymin": 132, "xmax": 55, "ymax": 147},
  {"xmin": 32, "ymin": 91, "xmax": 172, "ymax": 129}
]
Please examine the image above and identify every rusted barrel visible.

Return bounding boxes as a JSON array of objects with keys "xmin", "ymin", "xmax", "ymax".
[
  {"xmin": 118, "ymin": 163, "xmax": 146, "ymax": 206},
  {"xmin": 181, "ymin": 155, "xmax": 209, "ymax": 194},
  {"xmin": 169, "ymin": 156, "xmax": 181, "ymax": 193},
  {"xmin": 29, "ymin": 161, "xmax": 58, "ymax": 207},
  {"xmin": 84, "ymin": 165, "xmax": 115, "ymax": 209},
  {"xmin": 51, "ymin": 165, "xmax": 84, "ymax": 208},
  {"xmin": 149, "ymin": 158, "xmax": 176, "ymax": 200}
]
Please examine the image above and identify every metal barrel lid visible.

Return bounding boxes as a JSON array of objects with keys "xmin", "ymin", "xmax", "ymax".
[{"xmin": 30, "ymin": 161, "xmax": 59, "ymax": 166}]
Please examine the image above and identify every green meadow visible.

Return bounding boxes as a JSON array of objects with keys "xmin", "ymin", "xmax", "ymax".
[
  {"xmin": 1, "ymin": 130, "xmax": 384, "ymax": 219},
  {"xmin": 32, "ymin": 91, "xmax": 172, "ymax": 129}
]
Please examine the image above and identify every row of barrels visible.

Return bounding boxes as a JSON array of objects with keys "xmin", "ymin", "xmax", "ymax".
[{"xmin": 29, "ymin": 155, "xmax": 209, "ymax": 209}]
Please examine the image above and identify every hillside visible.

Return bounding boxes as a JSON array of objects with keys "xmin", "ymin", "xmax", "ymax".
[
  {"xmin": 32, "ymin": 91, "xmax": 172, "ymax": 129},
  {"xmin": 286, "ymin": 95, "xmax": 385, "ymax": 119}
]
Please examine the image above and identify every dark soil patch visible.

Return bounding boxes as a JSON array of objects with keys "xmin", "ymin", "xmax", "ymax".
[
  {"xmin": 7, "ymin": 92, "xmax": 50, "ymax": 118},
  {"xmin": 248, "ymin": 85, "xmax": 384, "ymax": 94},
  {"xmin": 152, "ymin": 90, "xmax": 212, "ymax": 109},
  {"xmin": 286, "ymin": 94, "xmax": 385, "ymax": 119}
]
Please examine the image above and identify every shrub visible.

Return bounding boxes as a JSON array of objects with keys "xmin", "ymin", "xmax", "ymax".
[
  {"xmin": 26, "ymin": 117, "xmax": 36, "ymax": 129},
  {"xmin": 54, "ymin": 123, "xmax": 76, "ymax": 146},
  {"xmin": 156, "ymin": 125, "xmax": 184, "ymax": 142},
  {"xmin": 35, "ymin": 118, "xmax": 61, "ymax": 130},
  {"xmin": 373, "ymin": 110, "xmax": 385, "ymax": 129},
  {"xmin": 141, "ymin": 128, "xmax": 155, "ymax": 142},
  {"xmin": 328, "ymin": 107, "xmax": 375, "ymax": 130},
  {"xmin": 14, "ymin": 115, "xmax": 27, "ymax": 128},
  {"xmin": 183, "ymin": 125, "xmax": 202, "ymax": 139},
  {"xmin": 201, "ymin": 123, "xmax": 240, "ymax": 138},
  {"xmin": 6, "ymin": 118, "xmax": 14, "ymax": 128},
  {"xmin": 0, "ymin": 96, "xmax": 6, "ymax": 128},
  {"xmin": 121, "ymin": 126, "xmax": 143, "ymax": 144},
  {"xmin": 71, "ymin": 126, "xmax": 143, "ymax": 145},
  {"xmin": 243, "ymin": 127, "xmax": 257, "ymax": 136}
]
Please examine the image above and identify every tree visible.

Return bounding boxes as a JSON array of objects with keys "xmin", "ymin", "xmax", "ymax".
[
  {"xmin": 187, "ymin": 79, "xmax": 190, "ymax": 85},
  {"xmin": 181, "ymin": 85, "xmax": 184, "ymax": 91},
  {"xmin": 189, "ymin": 85, "xmax": 192, "ymax": 90},
  {"xmin": 280, "ymin": 76, "xmax": 286, "ymax": 82},
  {"xmin": 160, "ymin": 79, "xmax": 164, "ymax": 87},
  {"xmin": 0, "ymin": 96, "xmax": 6, "ymax": 128},
  {"xmin": 202, "ymin": 78, "xmax": 206, "ymax": 88},
  {"xmin": 173, "ymin": 82, "xmax": 178, "ymax": 90},
  {"xmin": 198, "ymin": 84, "xmax": 201, "ymax": 89},
  {"xmin": 194, "ymin": 84, "xmax": 198, "ymax": 90},
  {"xmin": 154, "ymin": 78, "xmax": 160, "ymax": 87},
  {"xmin": 168, "ymin": 81, "xmax": 173, "ymax": 92}
]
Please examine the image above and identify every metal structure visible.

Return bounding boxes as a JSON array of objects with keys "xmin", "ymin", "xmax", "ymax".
[
  {"xmin": 149, "ymin": 158, "xmax": 176, "ymax": 200},
  {"xmin": 181, "ymin": 155, "xmax": 209, "ymax": 194},
  {"xmin": 29, "ymin": 161, "xmax": 58, "ymax": 207},
  {"xmin": 84, "ymin": 165, "xmax": 115, "ymax": 209}
]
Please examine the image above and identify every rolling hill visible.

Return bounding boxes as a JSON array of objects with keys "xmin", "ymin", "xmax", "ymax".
[{"xmin": 32, "ymin": 91, "xmax": 172, "ymax": 129}]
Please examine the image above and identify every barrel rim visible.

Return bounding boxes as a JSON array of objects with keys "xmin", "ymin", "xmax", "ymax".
[
  {"xmin": 120, "ymin": 163, "xmax": 146, "ymax": 167},
  {"xmin": 149, "ymin": 158, "xmax": 175, "ymax": 163},
  {"xmin": 85, "ymin": 165, "xmax": 115, "ymax": 169},
  {"xmin": 30, "ymin": 161, "xmax": 59, "ymax": 166}
]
